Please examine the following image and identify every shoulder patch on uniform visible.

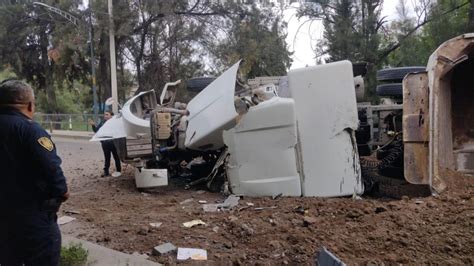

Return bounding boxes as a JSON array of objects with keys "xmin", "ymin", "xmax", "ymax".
[{"xmin": 38, "ymin": 137, "xmax": 54, "ymax": 151}]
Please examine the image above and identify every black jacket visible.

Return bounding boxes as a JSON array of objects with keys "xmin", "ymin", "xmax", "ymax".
[{"xmin": 0, "ymin": 107, "xmax": 68, "ymax": 214}]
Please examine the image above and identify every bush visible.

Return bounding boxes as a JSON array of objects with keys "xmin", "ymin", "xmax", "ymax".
[{"xmin": 60, "ymin": 243, "xmax": 88, "ymax": 266}]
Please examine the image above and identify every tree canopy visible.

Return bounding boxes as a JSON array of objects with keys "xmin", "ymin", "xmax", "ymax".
[{"xmin": 0, "ymin": 0, "xmax": 293, "ymax": 113}]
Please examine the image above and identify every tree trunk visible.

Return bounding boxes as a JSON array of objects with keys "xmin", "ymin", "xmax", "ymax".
[{"xmin": 98, "ymin": 31, "xmax": 111, "ymax": 112}]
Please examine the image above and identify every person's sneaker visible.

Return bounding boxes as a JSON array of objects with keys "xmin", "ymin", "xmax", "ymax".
[
  {"xmin": 101, "ymin": 172, "xmax": 110, "ymax": 177},
  {"xmin": 111, "ymin": 172, "xmax": 122, "ymax": 177}
]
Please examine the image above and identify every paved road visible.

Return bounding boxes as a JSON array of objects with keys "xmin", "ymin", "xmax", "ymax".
[{"xmin": 53, "ymin": 137, "xmax": 104, "ymax": 185}]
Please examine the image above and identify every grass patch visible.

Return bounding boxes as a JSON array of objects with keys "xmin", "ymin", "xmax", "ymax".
[{"xmin": 60, "ymin": 243, "xmax": 88, "ymax": 266}]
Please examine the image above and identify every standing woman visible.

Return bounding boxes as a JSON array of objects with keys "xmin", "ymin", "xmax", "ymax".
[{"xmin": 89, "ymin": 111, "xmax": 122, "ymax": 177}]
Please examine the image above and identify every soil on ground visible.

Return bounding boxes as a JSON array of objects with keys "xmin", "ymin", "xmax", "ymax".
[{"xmin": 56, "ymin": 138, "xmax": 474, "ymax": 265}]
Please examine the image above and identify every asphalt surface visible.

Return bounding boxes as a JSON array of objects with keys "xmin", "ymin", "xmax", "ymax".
[{"xmin": 53, "ymin": 137, "xmax": 105, "ymax": 185}]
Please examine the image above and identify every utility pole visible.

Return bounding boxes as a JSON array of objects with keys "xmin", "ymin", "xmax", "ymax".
[
  {"xmin": 108, "ymin": 0, "xmax": 118, "ymax": 114},
  {"xmin": 88, "ymin": 2, "xmax": 98, "ymax": 122}
]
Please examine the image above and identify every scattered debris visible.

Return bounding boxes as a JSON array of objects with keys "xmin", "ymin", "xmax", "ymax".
[
  {"xmin": 269, "ymin": 240, "xmax": 282, "ymax": 249},
  {"xmin": 177, "ymin": 248, "xmax": 207, "ymax": 261},
  {"xmin": 137, "ymin": 226, "xmax": 149, "ymax": 235},
  {"xmin": 415, "ymin": 199, "xmax": 424, "ymax": 205},
  {"xmin": 196, "ymin": 190, "xmax": 206, "ymax": 195},
  {"xmin": 374, "ymin": 206, "xmax": 388, "ymax": 213},
  {"xmin": 228, "ymin": 215, "xmax": 239, "ymax": 222},
  {"xmin": 180, "ymin": 198, "xmax": 194, "ymax": 205},
  {"xmin": 58, "ymin": 216, "xmax": 76, "ymax": 225},
  {"xmin": 303, "ymin": 216, "xmax": 318, "ymax": 227},
  {"xmin": 183, "ymin": 219, "xmax": 206, "ymax": 228},
  {"xmin": 212, "ymin": 226, "xmax": 219, "ymax": 233},
  {"xmin": 294, "ymin": 206, "xmax": 307, "ymax": 215},
  {"xmin": 149, "ymin": 222, "xmax": 162, "ymax": 228},
  {"xmin": 203, "ymin": 204, "xmax": 219, "ymax": 212},
  {"xmin": 198, "ymin": 200, "xmax": 207, "ymax": 204},
  {"xmin": 237, "ymin": 206, "xmax": 251, "ymax": 212},
  {"xmin": 132, "ymin": 251, "xmax": 149, "ymax": 260},
  {"xmin": 255, "ymin": 206, "xmax": 277, "ymax": 211},
  {"xmin": 316, "ymin": 247, "xmax": 345, "ymax": 266},
  {"xmin": 240, "ymin": 223, "xmax": 255, "ymax": 236},
  {"xmin": 272, "ymin": 193, "xmax": 283, "ymax": 200},
  {"xmin": 203, "ymin": 195, "xmax": 240, "ymax": 212},
  {"xmin": 141, "ymin": 192, "xmax": 150, "ymax": 197},
  {"xmin": 64, "ymin": 210, "xmax": 81, "ymax": 215},
  {"xmin": 346, "ymin": 210, "xmax": 364, "ymax": 218},
  {"xmin": 246, "ymin": 202, "xmax": 255, "ymax": 206},
  {"xmin": 153, "ymin": 242, "xmax": 177, "ymax": 256}
]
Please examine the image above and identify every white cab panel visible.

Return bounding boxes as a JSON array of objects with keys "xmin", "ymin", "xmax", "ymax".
[
  {"xmin": 185, "ymin": 61, "xmax": 241, "ymax": 151},
  {"xmin": 289, "ymin": 60, "xmax": 363, "ymax": 197},
  {"xmin": 224, "ymin": 97, "xmax": 302, "ymax": 196}
]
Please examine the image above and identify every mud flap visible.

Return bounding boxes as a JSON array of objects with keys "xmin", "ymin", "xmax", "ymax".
[
  {"xmin": 403, "ymin": 72, "xmax": 430, "ymax": 185},
  {"xmin": 403, "ymin": 72, "xmax": 448, "ymax": 193}
]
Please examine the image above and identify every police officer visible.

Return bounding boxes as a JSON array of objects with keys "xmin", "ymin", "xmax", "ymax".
[
  {"xmin": 0, "ymin": 80, "xmax": 69, "ymax": 265},
  {"xmin": 89, "ymin": 111, "xmax": 121, "ymax": 176}
]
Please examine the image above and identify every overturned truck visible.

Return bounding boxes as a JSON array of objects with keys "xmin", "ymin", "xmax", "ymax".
[{"xmin": 92, "ymin": 33, "xmax": 474, "ymax": 197}]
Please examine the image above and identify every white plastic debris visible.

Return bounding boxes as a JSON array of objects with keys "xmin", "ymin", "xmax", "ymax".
[
  {"xmin": 180, "ymin": 198, "xmax": 194, "ymax": 205},
  {"xmin": 58, "ymin": 216, "xmax": 76, "ymax": 225},
  {"xmin": 177, "ymin": 248, "xmax": 207, "ymax": 260},
  {"xmin": 202, "ymin": 195, "xmax": 240, "ymax": 212},
  {"xmin": 149, "ymin": 222, "xmax": 162, "ymax": 228},
  {"xmin": 183, "ymin": 220, "xmax": 206, "ymax": 228}
]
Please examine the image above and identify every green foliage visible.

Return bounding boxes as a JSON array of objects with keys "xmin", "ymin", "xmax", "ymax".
[
  {"xmin": 300, "ymin": 0, "xmax": 472, "ymax": 102},
  {"xmin": 60, "ymin": 243, "xmax": 88, "ymax": 266},
  {"xmin": 213, "ymin": 3, "xmax": 292, "ymax": 78},
  {"xmin": 0, "ymin": 67, "xmax": 17, "ymax": 81},
  {"xmin": 384, "ymin": 0, "xmax": 470, "ymax": 67}
]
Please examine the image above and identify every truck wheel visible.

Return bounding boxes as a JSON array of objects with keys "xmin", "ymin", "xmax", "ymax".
[
  {"xmin": 186, "ymin": 77, "xmax": 215, "ymax": 92},
  {"xmin": 376, "ymin": 83, "xmax": 403, "ymax": 97},
  {"xmin": 376, "ymin": 67, "xmax": 425, "ymax": 82}
]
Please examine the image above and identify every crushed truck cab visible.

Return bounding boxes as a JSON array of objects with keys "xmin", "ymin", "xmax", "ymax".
[{"xmin": 92, "ymin": 60, "xmax": 364, "ymax": 197}]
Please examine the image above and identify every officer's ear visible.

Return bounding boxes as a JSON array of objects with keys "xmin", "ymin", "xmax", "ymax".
[{"xmin": 27, "ymin": 101, "xmax": 35, "ymax": 113}]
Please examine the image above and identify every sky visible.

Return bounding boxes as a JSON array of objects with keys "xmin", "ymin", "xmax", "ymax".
[{"xmin": 285, "ymin": 1, "xmax": 402, "ymax": 69}]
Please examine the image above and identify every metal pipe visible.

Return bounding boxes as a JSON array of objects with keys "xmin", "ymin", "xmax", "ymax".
[
  {"xmin": 158, "ymin": 108, "xmax": 189, "ymax": 115},
  {"xmin": 108, "ymin": 0, "xmax": 118, "ymax": 114}
]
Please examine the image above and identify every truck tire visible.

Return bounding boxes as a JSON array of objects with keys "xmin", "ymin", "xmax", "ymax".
[
  {"xmin": 376, "ymin": 67, "xmax": 425, "ymax": 82},
  {"xmin": 186, "ymin": 77, "xmax": 215, "ymax": 92},
  {"xmin": 376, "ymin": 83, "xmax": 403, "ymax": 97}
]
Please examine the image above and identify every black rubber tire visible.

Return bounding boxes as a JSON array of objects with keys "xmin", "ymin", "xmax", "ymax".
[
  {"xmin": 376, "ymin": 83, "xmax": 403, "ymax": 97},
  {"xmin": 376, "ymin": 66, "xmax": 425, "ymax": 82},
  {"xmin": 186, "ymin": 77, "xmax": 215, "ymax": 92}
]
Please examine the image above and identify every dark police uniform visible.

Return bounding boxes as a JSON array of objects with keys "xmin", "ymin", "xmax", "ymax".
[
  {"xmin": 92, "ymin": 120, "xmax": 121, "ymax": 175},
  {"xmin": 0, "ymin": 107, "xmax": 68, "ymax": 265}
]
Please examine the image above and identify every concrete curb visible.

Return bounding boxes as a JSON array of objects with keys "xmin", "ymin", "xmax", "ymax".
[
  {"xmin": 49, "ymin": 130, "xmax": 94, "ymax": 141},
  {"xmin": 62, "ymin": 235, "xmax": 161, "ymax": 266}
]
